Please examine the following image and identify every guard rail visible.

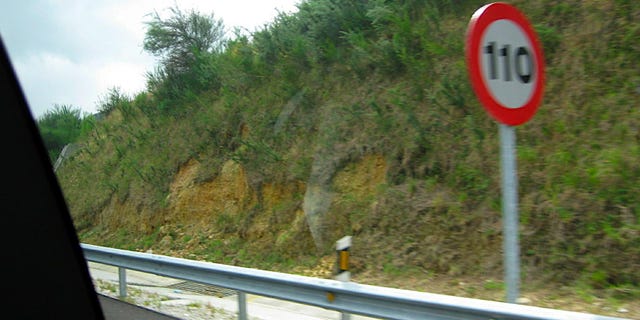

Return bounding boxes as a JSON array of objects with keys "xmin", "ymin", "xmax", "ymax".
[{"xmin": 81, "ymin": 243, "xmax": 627, "ymax": 320}]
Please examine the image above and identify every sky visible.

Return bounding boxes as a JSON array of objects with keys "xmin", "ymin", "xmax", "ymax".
[{"xmin": 0, "ymin": 0, "xmax": 300, "ymax": 119}]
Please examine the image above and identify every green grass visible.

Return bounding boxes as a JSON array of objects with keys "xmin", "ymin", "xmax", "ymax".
[
  {"xmin": 483, "ymin": 280, "xmax": 505, "ymax": 291},
  {"xmin": 59, "ymin": 0, "xmax": 640, "ymax": 295}
]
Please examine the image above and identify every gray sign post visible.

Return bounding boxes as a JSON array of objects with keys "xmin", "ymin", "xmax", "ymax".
[{"xmin": 500, "ymin": 124, "xmax": 520, "ymax": 303}]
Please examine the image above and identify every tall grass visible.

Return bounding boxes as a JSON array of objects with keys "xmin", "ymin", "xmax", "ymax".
[{"xmin": 57, "ymin": 0, "xmax": 640, "ymax": 289}]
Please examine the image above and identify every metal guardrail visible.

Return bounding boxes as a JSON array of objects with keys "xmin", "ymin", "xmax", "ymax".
[{"xmin": 81, "ymin": 243, "xmax": 627, "ymax": 320}]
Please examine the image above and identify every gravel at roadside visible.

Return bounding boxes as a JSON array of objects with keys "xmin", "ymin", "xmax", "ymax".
[{"xmin": 93, "ymin": 279, "xmax": 238, "ymax": 320}]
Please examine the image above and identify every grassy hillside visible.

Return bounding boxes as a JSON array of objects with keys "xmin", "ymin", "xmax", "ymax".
[{"xmin": 57, "ymin": 0, "xmax": 639, "ymax": 312}]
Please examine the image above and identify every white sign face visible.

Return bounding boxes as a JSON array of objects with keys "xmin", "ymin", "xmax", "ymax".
[{"xmin": 480, "ymin": 19, "xmax": 536, "ymax": 109}]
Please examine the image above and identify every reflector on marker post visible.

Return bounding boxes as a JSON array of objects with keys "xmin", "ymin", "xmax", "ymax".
[{"xmin": 335, "ymin": 236, "xmax": 351, "ymax": 282}]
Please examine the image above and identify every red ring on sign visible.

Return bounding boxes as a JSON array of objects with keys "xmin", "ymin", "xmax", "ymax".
[{"xmin": 466, "ymin": 2, "xmax": 545, "ymax": 126}]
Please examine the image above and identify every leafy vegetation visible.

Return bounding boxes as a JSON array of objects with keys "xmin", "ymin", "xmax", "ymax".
[
  {"xmin": 55, "ymin": 0, "xmax": 639, "ymax": 309},
  {"xmin": 36, "ymin": 104, "xmax": 94, "ymax": 163},
  {"xmin": 144, "ymin": 6, "xmax": 226, "ymax": 108}
]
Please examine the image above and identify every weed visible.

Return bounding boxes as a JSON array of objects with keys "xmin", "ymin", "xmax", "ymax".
[{"xmin": 483, "ymin": 280, "xmax": 505, "ymax": 291}]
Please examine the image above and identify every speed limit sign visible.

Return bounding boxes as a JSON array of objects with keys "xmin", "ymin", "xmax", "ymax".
[{"xmin": 466, "ymin": 2, "xmax": 544, "ymax": 125}]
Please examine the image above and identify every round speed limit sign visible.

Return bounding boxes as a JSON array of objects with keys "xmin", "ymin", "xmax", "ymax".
[{"xmin": 466, "ymin": 3, "xmax": 544, "ymax": 126}]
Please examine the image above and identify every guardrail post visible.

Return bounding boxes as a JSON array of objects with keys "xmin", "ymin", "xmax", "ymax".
[
  {"xmin": 118, "ymin": 267, "xmax": 127, "ymax": 298},
  {"xmin": 237, "ymin": 291, "xmax": 247, "ymax": 320}
]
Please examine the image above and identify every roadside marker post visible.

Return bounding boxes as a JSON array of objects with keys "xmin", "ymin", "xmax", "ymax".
[
  {"xmin": 335, "ymin": 236, "xmax": 352, "ymax": 320},
  {"xmin": 466, "ymin": 3, "xmax": 545, "ymax": 304}
]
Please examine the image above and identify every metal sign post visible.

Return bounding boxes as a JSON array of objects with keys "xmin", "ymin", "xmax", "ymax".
[
  {"xmin": 499, "ymin": 124, "xmax": 520, "ymax": 303},
  {"xmin": 466, "ymin": 3, "xmax": 545, "ymax": 303}
]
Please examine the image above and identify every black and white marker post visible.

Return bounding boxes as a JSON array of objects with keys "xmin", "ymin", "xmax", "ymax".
[
  {"xmin": 466, "ymin": 3, "xmax": 545, "ymax": 303},
  {"xmin": 335, "ymin": 236, "xmax": 352, "ymax": 320}
]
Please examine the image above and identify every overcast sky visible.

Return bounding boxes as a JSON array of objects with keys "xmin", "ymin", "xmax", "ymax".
[{"xmin": 0, "ymin": 0, "xmax": 300, "ymax": 119}]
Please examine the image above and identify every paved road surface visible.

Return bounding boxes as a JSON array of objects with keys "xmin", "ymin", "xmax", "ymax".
[{"xmin": 99, "ymin": 294, "xmax": 181, "ymax": 320}]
